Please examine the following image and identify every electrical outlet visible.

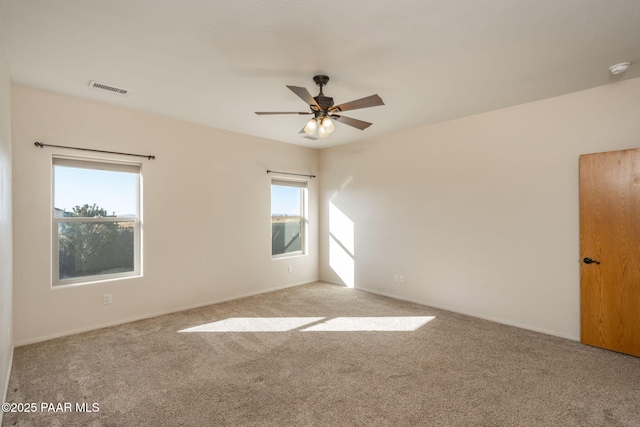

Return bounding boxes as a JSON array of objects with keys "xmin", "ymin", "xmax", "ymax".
[
  {"xmin": 399, "ymin": 275, "xmax": 405, "ymax": 283},
  {"xmin": 288, "ymin": 265, "xmax": 293, "ymax": 273},
  {"xmin": 103, "ymin": 294, "xmax": 112, "ymax": 305},
  {"xmin": 394, "ymin": 274, "xmax": 400, "ymax": 282}
]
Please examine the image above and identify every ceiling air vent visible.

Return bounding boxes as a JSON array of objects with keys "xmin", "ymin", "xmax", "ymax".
[{"xmin": 89, "ymin": 80, "xmax": 129, "ymax": 95}]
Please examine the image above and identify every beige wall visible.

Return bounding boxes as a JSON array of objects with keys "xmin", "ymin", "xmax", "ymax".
[
  {"xmin": 0, "ymin": 28, "xmax": 13, "ymax": 417},
  {"xmin": 11, "ymin": 85, "xmax": 319, "ymax": 345},
  {"xmin": 319, "ymin": 77, "xmax": 640, "ymax": 340},
  {"xmin": 9, "ymin": 73, "xmax": 640, "ymax": 347}
]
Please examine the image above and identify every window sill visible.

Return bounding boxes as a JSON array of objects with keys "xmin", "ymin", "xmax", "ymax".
[
  {"xmin": 271, "ymin": 252, "xmax": 305, "ymax": 260},
  {"xmin": 52, "ymin": 272, "xmax": 142, "ymax": 289}
]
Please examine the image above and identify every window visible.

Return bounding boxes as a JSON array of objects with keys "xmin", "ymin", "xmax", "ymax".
[
  {"xmin": 52, "ymin": 157, "xmax": 141, "ymax": 286},
  {"xmin": 271, "ymin": 179, "xmax": 306, "ymax": 257}
]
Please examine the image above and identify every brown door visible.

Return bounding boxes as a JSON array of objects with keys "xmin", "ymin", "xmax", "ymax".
[{"xmin": 580, "ymin": 148, "xmax": 640, "ymax": 357}]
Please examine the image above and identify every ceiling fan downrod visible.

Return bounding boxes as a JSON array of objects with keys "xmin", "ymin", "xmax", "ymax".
[{"xmin": 313, "ymin": 75, "xmax": 330, "ymax": 95}]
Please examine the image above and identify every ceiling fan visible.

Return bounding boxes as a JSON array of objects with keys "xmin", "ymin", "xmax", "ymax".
[{"xmin": 255, "ymin": 75, "xmax": 384, "ymax": 139}]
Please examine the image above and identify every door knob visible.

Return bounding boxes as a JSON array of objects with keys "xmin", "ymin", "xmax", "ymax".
[{"xmin": 583, "ymin": 257, "xmax": 600, "ymax": 265}]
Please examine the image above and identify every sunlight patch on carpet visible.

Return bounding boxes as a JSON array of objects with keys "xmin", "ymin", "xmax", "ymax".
[
  {"xmin": 178, "ymin": 317, "xmax": 325, "ymax": 332},
  {"xmin": 301, "ymin": 316, "xmax": 435, "ymax": 332},
  {"xmin": 178, "ymin": 316, "xmax": 435, "ymax": 333}
]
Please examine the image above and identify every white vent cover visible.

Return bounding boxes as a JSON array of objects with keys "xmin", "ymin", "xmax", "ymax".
[
  {"xmin": 609, "ymin": 62, "xmax": 631, "ymax": 75},
  {"xmin": 89, "ymin": 80, "xmax": 129, "ymax": 95}
]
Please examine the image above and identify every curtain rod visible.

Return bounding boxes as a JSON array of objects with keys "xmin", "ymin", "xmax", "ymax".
[
  {"xmin": 267, "ymin": 170, "xmax": 316, "ymax": 178},
  {"xmin": 35, "ymin": 142, "xmax": 156, "ymax": 160}
]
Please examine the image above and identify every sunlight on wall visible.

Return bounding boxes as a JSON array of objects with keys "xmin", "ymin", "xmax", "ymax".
[
  {"xmin": 178, "ymin": 316, "xmax": 436, "ymax": 333},
  {"xmin": 329, "ymin": 202, "xmax": 354, "ymax": 254},
  {"xmin": 329, "ymin": 201, "xmax": 355, "ymax": 288},
  {"xmin": 329, "ymin": 238, "xmax": 354, "ymax": 288}
]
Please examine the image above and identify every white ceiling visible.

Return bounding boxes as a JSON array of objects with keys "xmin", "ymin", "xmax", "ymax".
[{"xmin": 1, "ymin": 0, "xmax": 639, "ymax": 149}]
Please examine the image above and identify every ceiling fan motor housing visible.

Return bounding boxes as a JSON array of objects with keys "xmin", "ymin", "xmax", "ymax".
[{"xmin": 314, "ymin": 94, "xmax": 334, "ymax": 110}]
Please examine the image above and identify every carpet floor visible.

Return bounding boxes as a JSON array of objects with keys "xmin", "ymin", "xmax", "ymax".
[{"xmin": 3, "ymin": 282, "xmax": 640, "ymax": 426}]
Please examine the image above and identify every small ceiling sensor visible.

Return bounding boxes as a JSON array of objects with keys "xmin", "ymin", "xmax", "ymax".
[{"xmin": 609, "ymin": 62, "xmax": 631, "ymax": 75}]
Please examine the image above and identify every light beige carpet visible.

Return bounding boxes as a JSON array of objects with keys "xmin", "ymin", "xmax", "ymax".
[{"xmin": 4, "ymin": 282, "xmax": 640, "ymax": 426}]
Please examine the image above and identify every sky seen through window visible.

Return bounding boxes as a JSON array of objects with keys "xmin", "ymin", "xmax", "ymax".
[
  {"xmin": 54, "ymin": 166, "xmax": 137, "ymax": 216},
  {"xmin": 271, "ymin": 185, "xmax": 301, "ymax": 216}
]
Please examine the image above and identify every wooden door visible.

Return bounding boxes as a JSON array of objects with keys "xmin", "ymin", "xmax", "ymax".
[{"xmin": 580, "ymin": 148, "xmax": 640, "ymax": 357}]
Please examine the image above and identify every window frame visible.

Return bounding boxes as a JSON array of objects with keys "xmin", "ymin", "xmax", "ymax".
[
  {"xmin": 51, "ymin": 156, "xmax": 142, "ymax": 287},
  {"xmin": 271, "ymin": 177, "xmax": 307, "ymax": 259}
]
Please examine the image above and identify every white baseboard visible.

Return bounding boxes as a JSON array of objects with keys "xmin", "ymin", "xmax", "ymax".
[{"xmin": 14, "ymin": 279, "xmax": 319, "ymax": 347}]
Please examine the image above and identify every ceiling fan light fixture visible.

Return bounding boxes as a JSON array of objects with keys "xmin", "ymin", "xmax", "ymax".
[
  {"xmin": 321, "ymin": 117, "xmax": 335, "ymax": 134},
  {"xmin": 255, "ymin": 75, "xmax": 384, "ymax": 141},
  {"xmin": 303, "ymin": 118, "xmax": 318, "ymax": 136}
]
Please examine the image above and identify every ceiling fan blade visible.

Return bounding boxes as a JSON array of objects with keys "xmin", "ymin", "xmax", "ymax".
[
  {"xmin": 287, "ymin": 85, "xmax": 321, "ymax": 110},
  {"xmin": 331, "ymin": 115, "xmax": 373, "ymax": 130},
  {"xmin": 255, "ymin": 112, "xmax": 311, "ymax": 115},
  {"xmin": 329, "ymin": 94, "xmax": 384, "ymax": 113}
]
